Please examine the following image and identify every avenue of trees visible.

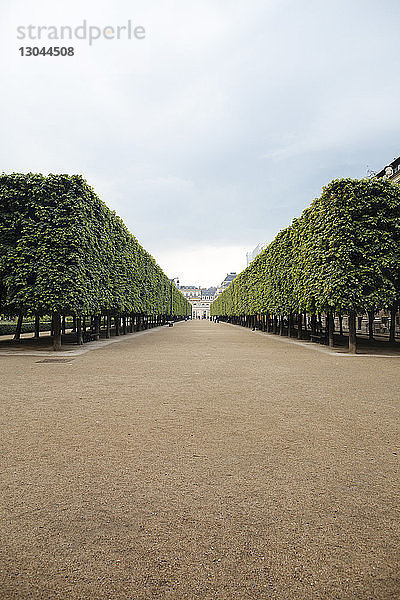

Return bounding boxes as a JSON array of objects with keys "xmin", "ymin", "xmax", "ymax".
[
  {"xmin": 211, "ymin": 178, "xmax": 400, "ymax": 352},
  {"xmin": 0, "ymin": 173, "xmax": 191, "ymax": 349}
]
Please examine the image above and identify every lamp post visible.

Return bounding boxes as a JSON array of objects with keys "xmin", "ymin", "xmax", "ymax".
[{"xmin": 170, "ymin": 277, "xmax": 179, "ymax": 326}]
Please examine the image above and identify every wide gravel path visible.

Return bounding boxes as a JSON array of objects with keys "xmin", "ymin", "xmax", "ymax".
[{"xmin": 0, "ymin": 319, "xmax": 398, "ymax": 599}]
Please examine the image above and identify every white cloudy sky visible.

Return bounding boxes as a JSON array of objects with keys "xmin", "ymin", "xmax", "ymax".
[{"xmin": 1, "ymin": 0, "xmax": 400, "ymax": 287}]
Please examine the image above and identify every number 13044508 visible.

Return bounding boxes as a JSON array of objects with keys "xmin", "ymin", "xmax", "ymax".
[{"xmin": 19, "ymin": 47, "xmax": 75, "ymax": 56}]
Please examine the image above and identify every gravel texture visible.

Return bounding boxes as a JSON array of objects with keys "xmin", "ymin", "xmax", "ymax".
[{"xmin": 0, "ymin": 319, "xmax": 398, "ymax": 599}]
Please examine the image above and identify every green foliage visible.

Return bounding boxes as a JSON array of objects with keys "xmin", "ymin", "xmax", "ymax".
[
  {"xmin": 0, "ymin": 320, "xmax": 52, "ymax": 336},
  {"xmin": 0, "ymin": 173, "xmax": 191, "ymax": 317},
  {"xmin": 211, "ymin": 178, "xmax": 400, "ymax": 317}
]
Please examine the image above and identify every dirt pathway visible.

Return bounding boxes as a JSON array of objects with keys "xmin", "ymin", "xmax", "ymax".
[{"xmin": 0, "ymin": 319, "xmax": 398, "ymax": 599}]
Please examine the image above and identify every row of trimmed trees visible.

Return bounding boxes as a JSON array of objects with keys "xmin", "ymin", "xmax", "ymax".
[
  {"xmin": 211, "ymin": 178, "xmax": 400, "ymax": 353},
  {"xmin": 0, "ymin": 173, "xmax": 191, "ymax": 349}
]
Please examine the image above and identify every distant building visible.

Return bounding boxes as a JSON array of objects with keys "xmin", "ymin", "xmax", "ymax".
[
  {"xmin": 179, "ymin": 285, "xmax": 214, "ymax": 319},
  {"xmin": 376, "ymin": 156, "xmax": 400, "ymax": 184},
  {"xmin": 221, "ymin": 273, "xmax": 237, "ymax": 288},
  {"xmin": 179, "ymin": 285, "xmax": 201, "ymax": 299},
  {"xmin": 214, "ymin": 273, "xmax": 237, "ymax": 299},
  {"xmin": 202, "ymin": 287, "xmax": 216, "ymax": 300},
  {"xmin": 179, "ymin": 277, "xmax": 235, "ymax": 318},
  {"xmin": 246, "ymin": 242, "xmax": 268, "ymax": 266}
]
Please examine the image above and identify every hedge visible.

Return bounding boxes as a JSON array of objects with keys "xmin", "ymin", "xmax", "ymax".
[
  {"xmin": 0, "ymin": 173, "xmax": 191, "ymax": 348},
  {"xmin": 0, "ymin": 321, "xmax": 52, "ymax": 336},
  {"xmin": 211, "ymin": 178, "xmax": 400, "ymax": 351}
]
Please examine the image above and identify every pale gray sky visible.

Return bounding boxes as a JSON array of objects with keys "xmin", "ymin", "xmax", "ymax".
[{"xmin": 1, "ymin": 0, "xmax": 399, "ymax": 287}]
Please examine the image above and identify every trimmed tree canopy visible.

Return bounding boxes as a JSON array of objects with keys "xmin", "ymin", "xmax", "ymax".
[
  {"xmin": 0, "ymin": 173, "xmax": 190, "ymax": 317},
  {"xmin": 211, "ymin": 178, "xmax": 400, "ymax": 317}
]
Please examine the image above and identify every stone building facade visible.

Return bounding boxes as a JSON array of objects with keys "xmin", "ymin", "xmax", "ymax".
[{"xmin": 179, "ymin": 274, "xmax": 236, "ymax": 319}]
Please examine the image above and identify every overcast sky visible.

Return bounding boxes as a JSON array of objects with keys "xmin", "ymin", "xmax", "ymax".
[{"xmin": 1, "ymin": 0, "xmax": 400, "ymax": 287}]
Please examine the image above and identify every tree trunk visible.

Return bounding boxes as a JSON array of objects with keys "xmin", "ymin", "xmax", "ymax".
[
  {"xmin": 338, "ymin": 314, "xmax": 343, "ymax": 336},
  {"xmin": 105, "ymin": 313, "xmax": 111, "ymax": 338},
  {"xmin": 303, "ymin": 312, "xmax": 307, "ymax": 332},
  {"xmin": 368, "ymin": 310, "xmax": 375, "ymax": 342},
  {"xmin": 327, "ymin": 310, "xmax": 335, "ymax": 348},
  {"xmin": 33, "ymin": 314, "xmax": 40, "ymax": 339},
  {"xmin": 53, "ymin": 312, "xmax": 62, "ymax": 351},
  {"xmin": 122, "ymin": 315, "xmax": 127, "ymax": 335},
  {"xmin": 93, "ymin": 315, "xmax": 100, "ymax": 341},
  {"xmin": 311, "ymin": 313, "xmax": 317, "ymax": 336},
  {"xmin": 288, "ymin": 313, "xmax": 292, "ymax": 337},
  {"xmin": 62, "ymin": 315, "xmax": 66, "ymax": 335},
  {"xmin": 318, "ymin": 313, "xmax": 323, "ymax": 335},
  {"xmin": 297, "ymin": 313, "xmax": 303, "ymax": 339},
  {"xmin": 389, "ymin": 304, "xmax": 397, "ymax": 343},
  {"xmin": 13, "ymin": 311, "xmax": 23, "ymax": 341},
  {"xmin": 76, "ymin": 317, "xmax": 83, "ymax": 345},
  {"xmin": 279, "ymin": 315, "xmax": 284, "ymax": 336},
  {"xmin": 115, "ymin": 315, "xmax": 120, "ymax": 336},
  {"xmin": 348, "ymin": 310, "xmax": 357, "ymax": 354}
]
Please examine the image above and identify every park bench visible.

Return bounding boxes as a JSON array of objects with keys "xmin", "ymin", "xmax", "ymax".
[{"xmin": 83, "ymin": 330, "xmax": 97, "ymax": 342}]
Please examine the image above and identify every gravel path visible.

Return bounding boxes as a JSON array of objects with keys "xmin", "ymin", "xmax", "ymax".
[{"xmin": 0, "ymin": 319, "xmax": 398, "ymax": 599}]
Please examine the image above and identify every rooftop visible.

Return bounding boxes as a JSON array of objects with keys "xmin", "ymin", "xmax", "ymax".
[{"xmin": 376, "ymin": 156, "xmax": 400, "ymax": 179}]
